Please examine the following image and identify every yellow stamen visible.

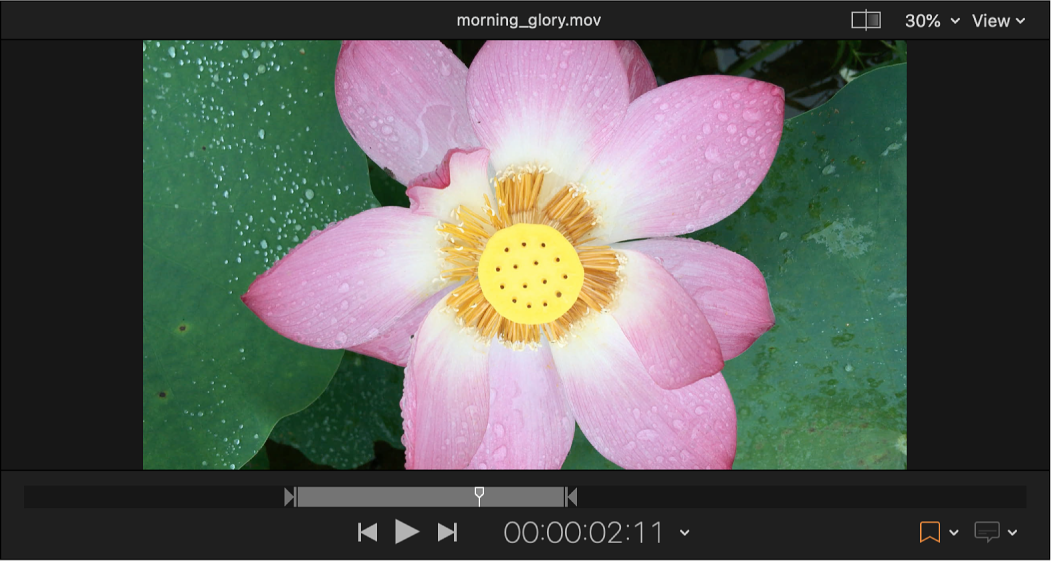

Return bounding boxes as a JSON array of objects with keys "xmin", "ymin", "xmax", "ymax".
[{"xmin": 437, "ymin": 165, "xmax": 622, "ymax": 346}]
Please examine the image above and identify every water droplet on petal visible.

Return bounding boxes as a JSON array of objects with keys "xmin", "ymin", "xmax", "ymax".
[
  {"xmin": 636, "ymin": 429, "xmax": 659, "ymax": 441},
  {"xmin": 705, "ymin": 145, "xmax": 721, "ymax": 163}
]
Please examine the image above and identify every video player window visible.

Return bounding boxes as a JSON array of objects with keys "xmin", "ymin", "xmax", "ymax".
[
  {"xmin": 140, "ymin": 37, "xmax": 908, "ymax": 472},
  {"xmin": 1, "ymin": 2, "xmax": 1048, "ymax": 560}
]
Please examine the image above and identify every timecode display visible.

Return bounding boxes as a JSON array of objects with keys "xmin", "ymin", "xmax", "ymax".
[{"xmin": 504, "ymin": 521, "xmax": 660, "ymax": 544}]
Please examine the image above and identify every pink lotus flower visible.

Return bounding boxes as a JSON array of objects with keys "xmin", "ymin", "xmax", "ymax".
[{"xmin": 243, "ymin": 40, "xmax": 783, "ymax": 470}]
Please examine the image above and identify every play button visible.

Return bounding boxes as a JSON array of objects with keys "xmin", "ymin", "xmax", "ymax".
[
  {"xmin": 438, "ymin": 522, "xmax": 457, "ymax": 542},
  {"xmin": 395, "ymin": 520, "xmax": 419, "ymax": 544}
]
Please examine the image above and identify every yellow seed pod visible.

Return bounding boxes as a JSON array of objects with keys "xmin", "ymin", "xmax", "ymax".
[{"xmin": 477, "ymin": 223, "xmax": 584, "ymax": 325}]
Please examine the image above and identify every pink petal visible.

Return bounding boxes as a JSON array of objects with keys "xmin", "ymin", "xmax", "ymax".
[
  {"xmin": 550, "ymin": 314, "xmax": 737, "ymax": 469},
  {"xmin": 335, "ymin": 41, "xmax": 480, "ymax": 185},
  {"xmin": 401, "ymin": 302, "xmax": 490, "ymax": 469},
  {"xmin": 615, "ymin": 41, "xmax": 657, "ymax": 101},
  {"xmin": 346, "ymin": 285, "xmax": 454, "ymax": 367},
  {"xmin": 406, "ymin": 148, "xmax": 493, "ymax": 220},
  {"xmin": 581, "ymin": 76, "xmax": 785, "ymax": 243},
  {"xmin": 466, "ymin": 41, "xmax": 629, "ymax": 181},
  {"xmin": 241, "ymin": 207, "xmax": 443, "ymax": 350},
  {"xmin": 467, "ymin": 340, "xmax": 575, "ymax": 470},
  {"xmin": 611, "ymin": 249, "xmax": 724, "ymax": 389},
  {"xmin": 615, "ymin": 238, "xmax": 775, "ymax": 360}
]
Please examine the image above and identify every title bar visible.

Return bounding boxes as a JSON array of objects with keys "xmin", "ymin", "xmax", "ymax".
[{"xmin": 3, "ymin": 2, "xmax": 1050, "ymax": 40}]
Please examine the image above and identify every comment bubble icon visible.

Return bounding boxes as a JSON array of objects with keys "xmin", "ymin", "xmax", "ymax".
[{"xmin": 974, "ymin": 521, "xmax": 1000, "ymax": 543}]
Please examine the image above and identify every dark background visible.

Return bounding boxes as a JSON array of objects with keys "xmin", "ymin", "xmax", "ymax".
[{"xmin": 1, "ymin": 2, "xmax": 1049, "ymax": 473}]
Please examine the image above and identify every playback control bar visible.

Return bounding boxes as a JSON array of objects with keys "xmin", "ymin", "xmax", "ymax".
[{"xmin": 24, "ymin": 485, "xmax": 1024, "ymax": 509}]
